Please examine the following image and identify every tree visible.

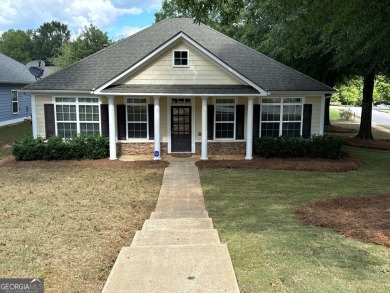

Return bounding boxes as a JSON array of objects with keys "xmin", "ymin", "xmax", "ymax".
[
  {"xmin": 158, "ymin": 0, "xmax": 390, "ymax": 140},
  {"xmin": 32, "ymin": 21, "xmax": 70, "ymax": 65},
  {"xmin": 0, "ymin": 29, "xmax": 33, "ymax": 64},
  {"xmin": 52, "ymin": 25, "xmax": 110, "ymax": 68}
]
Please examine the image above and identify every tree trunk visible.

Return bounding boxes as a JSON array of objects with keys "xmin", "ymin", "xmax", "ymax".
[
  {"xmin": 324, "ymin": 71, "xmax": 337, "ymax": 126},
  {"xmin": 356, "ymin": 71, "xmax": 375, "ymax": 140},
  {"xmin": 324, "ymin": 95, "xmax": 331, "ymax": 126}
]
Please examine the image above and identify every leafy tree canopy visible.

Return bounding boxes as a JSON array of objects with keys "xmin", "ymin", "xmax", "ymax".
[{"xmin": 0, "ymin": 29, "xmax": 33, "ymax": 64}]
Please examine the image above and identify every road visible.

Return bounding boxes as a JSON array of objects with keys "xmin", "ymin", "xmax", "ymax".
[{"xmin": 332, "ymin": 106, "xmax": 390, "ymax": 127}]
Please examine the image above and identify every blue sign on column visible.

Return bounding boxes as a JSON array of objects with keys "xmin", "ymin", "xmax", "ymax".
[{"xmin": 154, "ymin": 150, "xmax": 160, "ymax": 157}]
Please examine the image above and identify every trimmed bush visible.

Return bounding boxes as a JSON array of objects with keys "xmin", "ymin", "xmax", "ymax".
[
  {"xmin": 253, "ymin": 135, "xmax": 343, "ymax": 160},
  {"xmin": 12, "ymin": 134, "xmax": 109, "ymax": 161}
]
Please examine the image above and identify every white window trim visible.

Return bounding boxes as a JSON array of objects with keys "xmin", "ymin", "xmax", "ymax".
[
  {"xmin": 11, "ymin": 90, "xmax": 19, "ymax": 114},
  {"xmin": 172, "ymin": 49, "xmax": 190, "ymax": 68},
  {"xmin": 214, "ymin": 97, "xmax": 236, "ymax": 141},
  {"xmin": 53, "ymin": 96, "xmax": 101, "ymax": 138},
  {"xmin": 125, "ymin": 96, "xmax": 150, "ymax": 142},
  {"xmin": 259, "ymin": 97, "xmax": 304, "ymax": 137}
]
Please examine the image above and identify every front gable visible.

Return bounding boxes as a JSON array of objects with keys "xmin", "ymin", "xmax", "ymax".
[{"xmin": 122, "ymin": 42, "xmax": 241, "ymax": 86}]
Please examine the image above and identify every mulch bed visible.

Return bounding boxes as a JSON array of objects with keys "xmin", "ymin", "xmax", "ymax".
[
  {"xmin": 325, "ymin": 124, "xmax": 357, "ymax": 133},
  {"xmin": 342, "ymin": 137, "xmax": 390, "ymax": 150},
  {"xmin": 296, "ymin": 195, "xmax": 390, "ymax": 247},
  {"xmin": 0, "ymin": 157, "xmax": 169, "ymax": 170},
  {"xmin": 196, "ymin": 152, "xmax": 360, "ymax": 172}
]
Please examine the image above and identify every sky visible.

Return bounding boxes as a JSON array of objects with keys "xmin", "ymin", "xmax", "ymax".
[{"xmin": 0, "ymin": 0, "xmax": 162, "ymax": 40}]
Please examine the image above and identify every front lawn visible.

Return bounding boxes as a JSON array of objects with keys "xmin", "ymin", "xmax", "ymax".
[
  {"xmin": 0, "ymin": 161, "xmax": 165, "ymax": 292},
  {"xmin": 200, "ymin": 147, "xmax": 390, "ymax": 293}
]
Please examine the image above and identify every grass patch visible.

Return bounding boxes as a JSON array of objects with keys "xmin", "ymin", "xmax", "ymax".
[
  {"xmin": 200, "ymin": 147, "xmax": 390, "ymax": 293},
  {"xmin": 0, "ymin": 162, "xmax": 165, "ymax": 292},
  {"xmin": 0, "ymin": 122, "xmax": 32, "ymax": 159},
  {"xmin": 330, "ymin": 108, "xmax": 341, "ymax": 121}
]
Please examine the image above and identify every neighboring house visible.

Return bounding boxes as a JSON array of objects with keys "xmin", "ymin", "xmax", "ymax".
[
  {"xmin": 0, "ymin": 53, "xmax": 36, "ymax": 127},
  {"xmin": 23, "ymin": 17, "xmax": 335, "ymax": 160}
]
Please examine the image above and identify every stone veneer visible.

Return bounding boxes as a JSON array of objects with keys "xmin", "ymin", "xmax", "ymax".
[
  {"xmin": 117, "ymin": 141, "xmax": 246, "ymax": 156},
  {"xmin": 195, "ymin": 142, "xmax": 246, "ymax": 155}
]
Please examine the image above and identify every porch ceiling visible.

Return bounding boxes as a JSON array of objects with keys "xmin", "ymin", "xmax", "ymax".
[{"xmin": 101, "ymin": 84, "xmax": 260, "ymax": 95}]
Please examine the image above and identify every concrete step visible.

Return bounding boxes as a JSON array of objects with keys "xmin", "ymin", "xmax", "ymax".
[
  {"xmin": 130, "ymin": 229, "xmax": 220, "ymax": 247},
  {"xmin": 155, "ymin": 198, "xmax": 205, "ymax": 212},
  {"xmin": 150, "ymin": 210, "xmax": 209, "ymax": 219},
  {"xmin": 158, "ymin": 188, "xmax": 204, "ymax": 199},
  {"xmin": 102, "ymin": 244, "xmax": 240, "ymax": 293},
  {"xmin": 142, "ymin": 218, "xmax": 214, "ymax": 231}
]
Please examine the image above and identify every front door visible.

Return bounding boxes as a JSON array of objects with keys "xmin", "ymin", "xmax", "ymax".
[{"xmin": 171, "ymin": 106, "xmax": 191, "ymax": 152}]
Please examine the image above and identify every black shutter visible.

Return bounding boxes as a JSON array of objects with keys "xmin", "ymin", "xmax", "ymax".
[
  {"xmin": 207, "ymin": 105, "xmax": 214, "ymax": 140},
  {"xmin": 302, "ymin": 104, "xmax": 312, "ymax": 138},
  {"xmin": 100, "ymin": 104, "xmax": 109, "ymax": 137},
  {"xmin": 117, "ymin": 105, "xmax": 126, "ymax": 140},
  {"xmin": 253, "ymin": 104, "xmax": 260, "ymax": 138},
  {"xmin": 236, "ymin": 105, "xmax": 245, "ymax": 139},
  {"xmin": 148, "ymin": 104, "xmax": 154, "ymax": 140},
  {"xmin": 44, "ymin": 104, "xmax": 55, "ymax": 138}
]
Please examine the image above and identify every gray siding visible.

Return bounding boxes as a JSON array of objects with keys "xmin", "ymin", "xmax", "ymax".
[{"xmin": 0, "ymin": 83, "xmax": 31, "ymax": 125}]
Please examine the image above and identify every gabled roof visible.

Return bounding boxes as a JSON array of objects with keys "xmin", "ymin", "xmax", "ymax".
[
  {"xmin": 0, "ymin": 53, "xmax": 36, "ymax": 84},
  {"xmin": 23, "ymin": 17, "xmax": 334, "ymax": 93}
]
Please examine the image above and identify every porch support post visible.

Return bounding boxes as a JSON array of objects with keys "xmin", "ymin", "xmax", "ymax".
[
  {"xmin": 153, "ymin": 96, "xmax": 161, "ymax": 160},
  {"xmin": 108, "ymin": 96, "xmax": 117, "ymax": 160},
  {"xmin": 31, "ymin": 95, "xmax": 37, "ymax": 138},
  {"xmin": 201, "ymin": 96, "xmax": 208, "ymax": 160},
  {"xmin": 319, "ymin": 94, "xmax": 325, "ymax": 135},
  {"xmin": 245, "ymin": 96, "xmax": 254, "ymax": 160}
]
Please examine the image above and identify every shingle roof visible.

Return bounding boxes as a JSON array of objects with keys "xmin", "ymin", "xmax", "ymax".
[
  {"xmin": 23, "ymin": 18, "xmax": 334, "ymax": 93},
  {"xmin": 0, "ymin": 53, "xmax": 36, "ymax": 84}
]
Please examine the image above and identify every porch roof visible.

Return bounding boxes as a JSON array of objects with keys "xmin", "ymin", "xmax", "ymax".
[{"xmin": 101, "ymin": 84, "xmax": 260, "ymax": 95}]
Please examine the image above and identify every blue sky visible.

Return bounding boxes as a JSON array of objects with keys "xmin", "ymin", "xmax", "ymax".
[{"xmin": 0, "ymin": 0, "xmax": 161, "ymax": 40}]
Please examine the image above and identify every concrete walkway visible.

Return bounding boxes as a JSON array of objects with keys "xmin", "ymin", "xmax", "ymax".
[{"xmin": 102, "ymin": 162, "xmax": 240, "ymax": 293}]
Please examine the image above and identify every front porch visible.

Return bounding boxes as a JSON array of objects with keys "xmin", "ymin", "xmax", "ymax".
[{"xmin": 106, "ymin": 95, "xmax": 257, "ymax": 161}]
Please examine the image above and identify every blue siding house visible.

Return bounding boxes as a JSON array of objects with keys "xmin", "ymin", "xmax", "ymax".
[{"xmin": 0, "ymin": 53, "xmax": 35, "ymax": 126}]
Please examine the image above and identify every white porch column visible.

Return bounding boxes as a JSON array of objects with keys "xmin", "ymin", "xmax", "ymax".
[
  {"xmin": 153, "ymin": 96, "xmax": 161, "ymax": 160},
  {"xmin": 108, "ymin": 96, "xmax": 117, "ymax": 160},
  {"xmin": 245, "ymin": 96, "xmax": 254, "ymax": 160},
  {"xmin": 201, "ymin": 96, "xmax": 208, "ymax": 160},
  {"xmin": 31, "ymin": 95, "xmax": 37, "ymax": 138},
  {"xmin": 319, "ymin": 95, "xmax": 325, "ymax": 135}
]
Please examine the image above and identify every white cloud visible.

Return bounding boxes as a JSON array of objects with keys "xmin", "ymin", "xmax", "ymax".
[
  {"xmin": 0, "ymin": 0, "xmax": 148, "ymax": 36},
  {"xmin": 114, "ymin": 25, "xmax": 146, "ymax": 40}
]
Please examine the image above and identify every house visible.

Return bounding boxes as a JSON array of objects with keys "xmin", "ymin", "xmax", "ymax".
[
  {"xmin": 0, "ymin": 53, "xmax": 35, "ymax": 126},
  {"xmin": 23, "ymin": 17, "xmax": 335, "ymax": 160}
]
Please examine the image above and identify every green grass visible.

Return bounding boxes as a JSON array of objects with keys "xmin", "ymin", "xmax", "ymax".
[
  {"xmin": 329, "ymin": 108, "xmax": 340, "ymax": 121},
  {"xmin": 200, "ymin": 147, "xmax": 390, "ymax": 293},
  {"xmin": 0, "ymin": 122, "xmax": 32, "ymax": 158}
]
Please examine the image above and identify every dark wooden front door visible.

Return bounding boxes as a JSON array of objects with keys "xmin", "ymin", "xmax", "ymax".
[{"xmin": 171, "ymin": 106, "xmax": 191, "ymax": 152}]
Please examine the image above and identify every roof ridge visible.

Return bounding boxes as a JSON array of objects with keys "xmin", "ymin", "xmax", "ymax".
[{"xmin": 196, "ymin": 21, "xmax": 334, "ymax": 91}]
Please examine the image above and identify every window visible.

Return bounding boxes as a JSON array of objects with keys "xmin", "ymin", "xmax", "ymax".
[
  {"xmin": 173, "ymin": 50, "xmax": 189, "ymax": 66},
  {"xmin": 127, "ymin": 98, "xmax": 148, "ymax": 139},
  {"xmin": 55, "ymin": 97, "xmax": 100, "ymax": 138},
  {"xmin": 11, "ymin": 90, "xmax": 19, "ymax": 114},
  {"xmin": 215, "ymin": 98, "xmax": 235, "ymax": 139},
  {"xmin": 260, "ymin": 97, "xmax": 303, "ymax": 137}
]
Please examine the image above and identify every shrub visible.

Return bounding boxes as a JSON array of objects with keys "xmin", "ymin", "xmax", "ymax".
[
  {"xmin": 11, "ymin": 134, "xmax": 109, "ymax": 161},
  {"xmin": 253, "ymin": 135, "xmax": 343, "ymax": 160},
  {"xmin": 339, "ymin": 109, "xmax": 353, "ymax": 120}
]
